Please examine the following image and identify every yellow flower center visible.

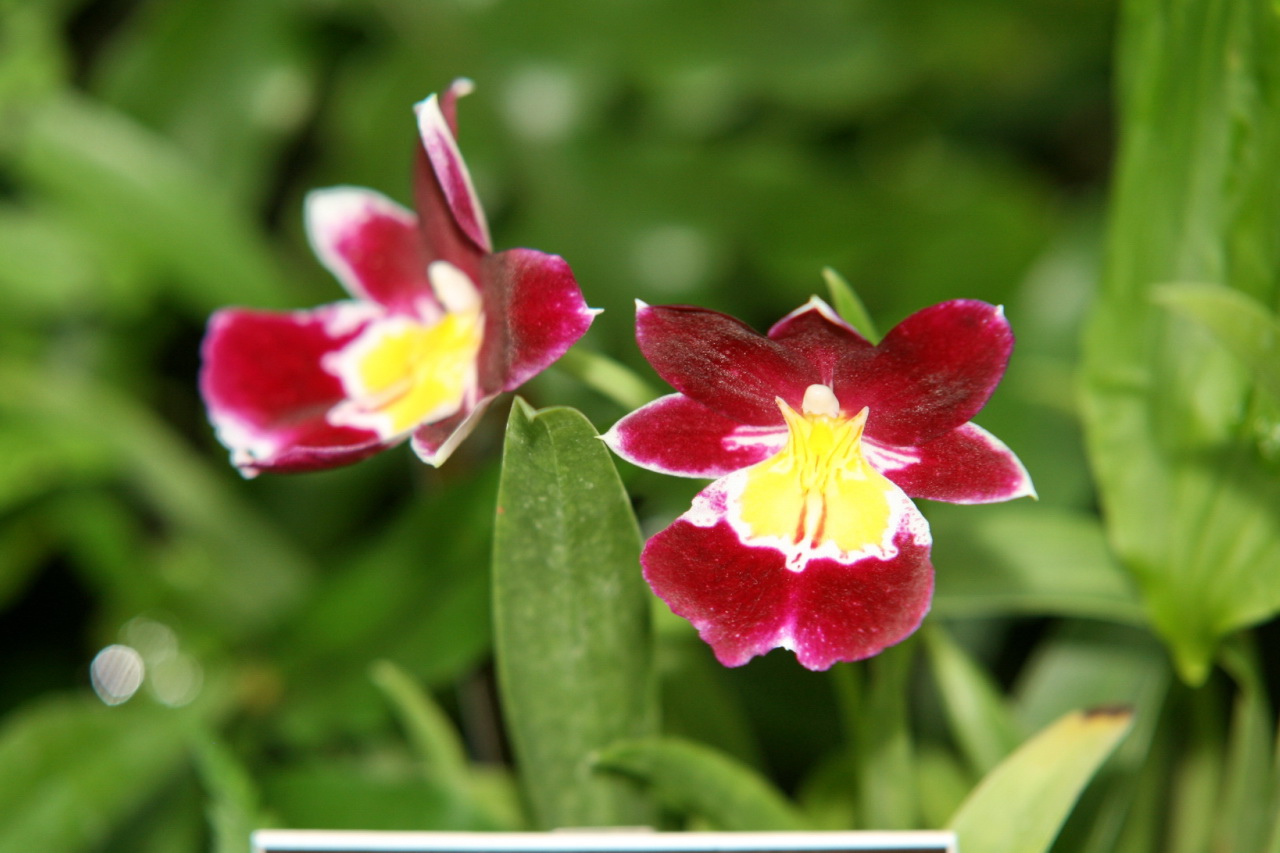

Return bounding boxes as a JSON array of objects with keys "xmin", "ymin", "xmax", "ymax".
[
  {"xmin": 326, "ymin": 262, "xmax": 484, "ymax": 437},
  {"xmin": 734, "ymin": 384, "xmax": 900, "ymax": 569}
]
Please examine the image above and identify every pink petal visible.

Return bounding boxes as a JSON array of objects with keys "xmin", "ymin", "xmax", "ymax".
[
  {"xmin": 768, "ymin": 297, "xmax": 873, "ymax": 380},
  {"xmin": 872, "ymin": 422, "xmax": 1036, "ymax": 504},
  {"xmin": 410, "ymin": 393, "xmax": 495, "ymax": 467},
  {"xmin": 643, "ymin": 515, "xmax": 933, "ymax": 670},
  {"xmin": 305, "ymin": 188, "xmax": 439, "ymax": 318},
  {"xmin": 199, "ymin": 304, "xmax": 389, "ymax": 476},
  {"xmin": 603, "ymin": 394, "xmax": 788, "ymax": 478},
  {"xmin": 636, "ymin": 303, "xmax": 819, "ymax": 426},
  {"xmin": 415, "ymin": 91, "xmax": 492, "ymax": 254},
  {"xmin": 836, "ymin": 300, "xmax": 1014, "ymax": 446},
  {"xmin": 482, "ymin": 248, "xmax": 597, "ymax": 392},
  {"xmin": 437, "ymin": 78, "xmax": 474, "ymax": 136}
]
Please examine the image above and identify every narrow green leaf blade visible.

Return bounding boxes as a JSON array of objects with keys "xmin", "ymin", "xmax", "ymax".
[
  {"xmin": 1214, "ymin": 639, "xmax": 1276, "ymax": 853},
  {"xmin": 822, "ymin": 267, "xmax": 880, "ymax": 343},
  {"xmin": 192, "ymin": 736, "xmax": 261, "ymax": 853},
  {"xmin": 554, "ymin": 347, "xmax": 662, "ymax": 411},
  {"xmin": 370, "ymin": 660, "xmax": 469, "ymax": 787},
  {"xmin": 594, "ymin": 737, "xmax": 808, "ymax": 831},
  {"xmin": 948, "ymin": 708, "xmax": 1133, "ymax": 853},
  {"xmin": 492, "ymin": 400, "xmax": 656, "ymax": 829},
  {"xmin": 923, "ymin": 625, "xmax": 1024, "ymax": 777},
  {"xmin": 852, "ymin": 641, "xmax": 918, "ymax": 829}
]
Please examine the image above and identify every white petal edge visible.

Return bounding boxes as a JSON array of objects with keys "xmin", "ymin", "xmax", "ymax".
[{"xmin": 414, "ymin": 93, "xmax": 493, "ymax": 253}]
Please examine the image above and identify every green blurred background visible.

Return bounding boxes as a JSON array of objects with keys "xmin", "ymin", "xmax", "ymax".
[{"xmin": 0, "ymin": 0, "xmax": 1140, "ymax": 848}]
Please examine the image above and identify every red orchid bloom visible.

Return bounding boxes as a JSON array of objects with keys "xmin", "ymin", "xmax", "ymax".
[
  {"xmin": 200, "ymin": 80, "xmax": 597, "ymax": 476},
  {"xmin": 605, "ymin": 296, "xmax": 1034, "ymax": 670}
]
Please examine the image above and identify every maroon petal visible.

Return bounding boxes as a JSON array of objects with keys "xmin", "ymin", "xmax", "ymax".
[
  {"xmin": 604, "ymin": 394, "xmax": 788, "ymax": 478},
  {"xmin": 305, "ymin": 188, "xmax": 438, "ymax": 317},
  {"xmin": 415, "ymin": 90, "xmax": 492, "ymax": 254},
  {"xmin": 870, "ymin": 422, "xmax": 1036, "ymax": 504},
  {"xmin": 199, "ymin": 304, "xmax": 389, "ymax": 476},
  {"xmin": 412, "ymin": 134, "xmax": 485, "ymax": 286},
  {"xmin": 643, "ymin": 518, "xmax": 792, "ymax": 667},
  {"xmin": 637, "ymin": 303, "xmax": 819, "ymax": 426},
  {"xmin": 787, "ymin": 531, "xmax": 933, "ymax": 670},
  {"xmin": 768, "ymin": 297, "xmax": 873, "ymax": 381},
  {"xmin": 482, "ymin": 248, "xmax": 597, "ymax": 392},
  {"xmin": 643, "ymin": 518, "xmax": 933, "ymax": 670},
  {"xmin": 837, "ymin": 300, "xmax": 1013, "ymax": 446}
]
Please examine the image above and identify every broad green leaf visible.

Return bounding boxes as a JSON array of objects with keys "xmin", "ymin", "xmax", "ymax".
[
  {"xmin": 1012, "ymin": 624, "xmax": 1170, "ymax": 853},
  {"xmin": 922, "ymin": 625, "xmax": 1023, "ymax": 776},
  {"xmin": 1080, "ymin": 0, "xmax": 1280, "ymax": 683},
  {"xmin": 822, "ymin": 266, "xmax": 880, "ymax": 343},
  {"xmin": 930, "ymin": 505, "xmax": 1145, "ymax": 624},
  {"xmin": 594, "ymin": 737, "xmax": 808, "ymax": 830},
  {"xmin": 492, "ymin": 400, "xmax": 656, "ymax": 828},
  {"xmin": 1155, "ymin": 282, "xmax": 1280, "ymax": 403},
  {"xmin": 948, "ymin": 708, "xmax": 1133, "ymax": 853},
  {"xmin": 0, "ymin": 695, "xmax": 200, "ymax": 853}
]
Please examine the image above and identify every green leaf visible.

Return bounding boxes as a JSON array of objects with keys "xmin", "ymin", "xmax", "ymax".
[
  {"xmin": 1010, "ymin": 623, "xmax": 1170, "ymax": 853},
  {"xmin": 492, "ymin": 400, "xmax": 657, "ymax": 828},
  {"xmin": 822, "ymin": 266, "xmax": 880, "ymax": 343},
  {"xmin": 850, "ymin": 641, "xmax": 918, "ymax": 829},
  {"xmin": 0, "ymin": 695, "xmax": 199, "ymax": 853},
  {"xmin": 948, "ymin": 707, "xmax": 1133, "ymax": 853},
  {"xmin": 192, "ymin": 736, "xmax": 261, "ymax": 853},
  {"xmin": 922, "ymin": 625, "xmax": 1023, "ymax": 777},
  {"xmin": 1214, "ymin": 639, "xmax": 1276, "ymax": 853},
  {"xmin": 1155, "ymin": 282, "xmax": 1280, "ymax": 403},
  {"xmin": 261, "ymin": 765, "xmax": 501, "ymax": 831},
  {"xmin": 930, "ymin": 505, "xmax": 1145, "ymax": 624},
  {"xmin": 0, "ymin": 360, "xmax": 310, "ymax": 637},
  {"xmin": 12, "ymin": 92, "xmax": 291, "ymax": 314},
  {"xmin": 554, "ymin": 347, "xmax": 662, "ymax": 411},
  {"xmin": 1080, "ymin": 0, "xmax": 1280, "ymax": 683},
  {"xmin": 593, "ymin": 737, "xmax": 808, "ymax": 830},
  {"xmin": 370, "ymin": 660, "xmax": 469, "ymax": 788}
]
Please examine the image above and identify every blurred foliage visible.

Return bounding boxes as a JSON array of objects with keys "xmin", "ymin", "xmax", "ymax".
[{"xmin": 1, "ymin": 0, "xmax": 1277, "ymax": 852}]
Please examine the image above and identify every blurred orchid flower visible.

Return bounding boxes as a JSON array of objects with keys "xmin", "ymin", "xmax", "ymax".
[
  {"xmin": 605, "ymin": 297, "xmax": 1034, "ymax": 669},
  {"xmin": 201, "ymin": 79, "xmax": 597, "ymax": 476}
]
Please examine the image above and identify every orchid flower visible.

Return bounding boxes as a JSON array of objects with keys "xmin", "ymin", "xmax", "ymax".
[
  {"xmin": 605, "ymin": 297, "xmax": 1034, "ymax": 670},
  {"xmin": 200, "ymin": 80, "xmax": 597, "ymax": 476}
]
